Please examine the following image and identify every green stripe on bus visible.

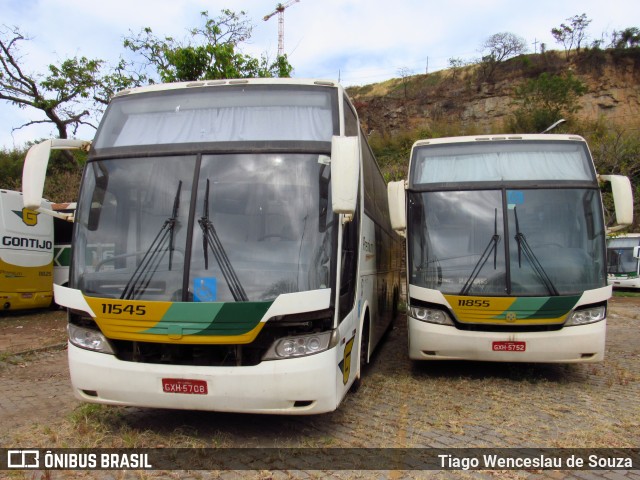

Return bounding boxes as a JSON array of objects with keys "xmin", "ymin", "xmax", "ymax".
[
  {"xmin": 493, "ymin": 295, "xmax": 580, "ymax": 320},
  {"xmin": 143, "ymin": 301, "xmax": 273, "ymax": 336},
  {"xmin": 54, "ymin": 246, "xmax": 72, "ymax": 267}
]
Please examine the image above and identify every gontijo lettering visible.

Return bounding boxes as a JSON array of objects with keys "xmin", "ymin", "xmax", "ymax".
[{"xmin": 2, "ymin": 236, "xmax": 53, "ymax": 250}]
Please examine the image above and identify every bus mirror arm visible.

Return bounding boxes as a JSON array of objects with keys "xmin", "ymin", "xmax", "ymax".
[
  {"xmin": 22, "ymin": 139, "xmax": 91, "ymax": 212},
  {"xmin": 599, "ymin": 174, "xmax": 633, "ymax": 232},
  {"xmin": 35, "ymin": 208, "xmax": 74, "ymax": 222}
]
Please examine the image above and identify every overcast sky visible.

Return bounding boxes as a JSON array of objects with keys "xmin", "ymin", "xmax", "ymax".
[{"xmin": 1, "ymin": 0, "xmax": 638, "ymax": 149}]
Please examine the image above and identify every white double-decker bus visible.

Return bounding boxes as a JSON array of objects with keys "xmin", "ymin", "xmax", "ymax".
[
  {"xmin": 0, "ymin": 189, "xmax": 54, "ymax": 311},
  {"xmin": 22, "ymin": 79, "xmax": 402, "ymax": 414},
  {"xmin": 388, "ymin": 134, "xmax": 633, "ymax": 363}
]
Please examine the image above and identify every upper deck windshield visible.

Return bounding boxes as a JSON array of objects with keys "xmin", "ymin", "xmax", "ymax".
[
  {"xmin": 93, "ymin": 84, "xmax": 337, "ymax": 149},
  {"xmin": 411, "ymin": 140, "xmax": 595, "ymax": 185},
  {"xmin": 407, "ymin": 141, "xmax": 605, "ymax": 296}
]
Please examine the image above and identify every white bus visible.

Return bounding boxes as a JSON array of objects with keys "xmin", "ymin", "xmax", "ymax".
[
  {"xmin": 388, "ymin": 134, "xmax": 633, "ymax": 363},
  {"xmin": 0, "ymin": 189, "xmax": 54, "ymax": 311},
  {"xmin": 22, "ymin": 78, "xmax": 403, "ymax": 414},
  {"xmin": 607, "ymin": 233, "xmax": 640, "ymax": 289}
]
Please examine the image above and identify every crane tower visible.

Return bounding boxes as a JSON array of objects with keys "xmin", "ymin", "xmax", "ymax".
[{"xmin": 263, "ymin": 0, "xmax": 300, "ymax": 57}]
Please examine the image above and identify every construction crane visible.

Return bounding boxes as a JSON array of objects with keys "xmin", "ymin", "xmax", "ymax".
[{"xmin": 263, "ymin": 0, "xmax": 300, "ymax": 57}]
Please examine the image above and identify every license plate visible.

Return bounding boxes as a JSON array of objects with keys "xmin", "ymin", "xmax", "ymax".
[
  {"xmin": 492, "ymin": 341, "xmax": 526, "ymax": 352},
  {"xmin": 162, "ymin": 378, "xmax": 208, "ymax": 395},
  {"xmin": 21, "ymin": 293, "xmax": 33, "ymax": 299}
]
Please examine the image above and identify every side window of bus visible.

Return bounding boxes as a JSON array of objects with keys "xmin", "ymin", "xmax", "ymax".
[
  {"xmin": 87, "ymin": 164, "xmax": 109, "ymax": 231},
  {"xmin": 362, "ymin": 139, "xmax": 375, "ymax": 216},
  {"xmin": 340, "ymin": 195, "xmax": 359, "ymax": 322},
  {"xmin": 339, "ymin": 96, "xmax": 361, "ymax": 322},
  {"xmin": 343, "ymin": 97, "xmax": 359, "ymax": 137},
  {"xmin": 319, "ymin": 164, "xmax": 331, "ymax": 233}
]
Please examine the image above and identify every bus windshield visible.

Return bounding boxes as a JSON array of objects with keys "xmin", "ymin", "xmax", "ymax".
[
  {"xmin": 607, "ymin": 237, "xmax": 640, "ymax": 274},
  {"xmin": 72, "ymin": 153, "xmax": 334, "ymax": 302},
  {"xmin": 408, "ymin": 188, "xmax": 606, "ymax": 296}
]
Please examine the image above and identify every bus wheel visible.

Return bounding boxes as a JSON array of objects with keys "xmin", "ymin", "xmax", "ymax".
[{"xmin": 351, "ymin": 317, "xmax": 369, "ymax": 392}]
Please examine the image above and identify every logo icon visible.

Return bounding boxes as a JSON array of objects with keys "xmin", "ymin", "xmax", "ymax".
[
  {"xmin": 506, "ymin": 312, "xmax": 517, "ymax": 322},
  {"xmin": 12, "ymin": 208, "xmax": 39, "ymax": 227},
  {"xmin": 7, "ymin": 450, "xmax": 40, "ymax": 468}
]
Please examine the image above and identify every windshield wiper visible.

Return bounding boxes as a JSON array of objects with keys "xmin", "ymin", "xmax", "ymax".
[
  {"xmin": 460, "ymin": 208, "xmax": 501, "ymax": 295},
  {"xmin": 513, "ymin": 207, "xmax": 559, "ymax": 296},
  {"xmin": 120, "ymin": 181, "xmax": 182, "ymax": 300},
  {"xmin": 199, "ymin": 179, "xmax": 248, "ymax": 302}
]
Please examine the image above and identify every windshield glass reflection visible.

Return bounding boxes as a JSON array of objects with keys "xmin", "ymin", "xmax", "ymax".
[
  {"xmin": 408, "ymin": 188, "xmax": 605, "ymax": 296},
  {"xmin": 72, "ymin": 154, "xmax": 334, "ymax": 302}
]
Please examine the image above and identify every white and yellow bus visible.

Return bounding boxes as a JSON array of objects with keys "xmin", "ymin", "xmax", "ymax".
[
  {"xmin": 0, "ymin": 189, "xmax": 53, "ymax": 311},
  {"xmin": 388, "ymin": 134, "xmax": 633, "ymax": 363},
  {"xmin": 22, "ymin": 78, "xmax": 402, "ymax": 414}
]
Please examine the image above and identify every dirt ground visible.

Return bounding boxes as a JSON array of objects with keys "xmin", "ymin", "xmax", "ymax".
[
  {"xmin": 0, "ymin": 296, "xmax": 638, "ymax": 478},
  {"xmin": 0, "ymin": 307, "xmax": 67, "ymax": 355}
]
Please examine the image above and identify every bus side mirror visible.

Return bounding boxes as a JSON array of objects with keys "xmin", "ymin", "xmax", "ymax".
[
  {"xmin": 22, "ymin": 139, "xmax": 91, "ymax": 213},
  {"xmin": 388, "ymin": 180, "xmax": 407, "ymax": 235},
  {"xmin": 599, "ymin": 175, "xmax": 633, "ymax": 232},
  {"xmin": 634, "ymin": 246, "xmax": 640, "ymax": 260},
  {"xmin": 331, "ymin": 136, "xmax": 359, "ymax": 217}
]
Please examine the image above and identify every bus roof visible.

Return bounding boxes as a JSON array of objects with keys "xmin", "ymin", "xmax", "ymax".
[
  {"xmin": 412, "ymin": 134, "xmax": 587, "ymax": 149},
  {"xmin": 113, "ymin": 78, "xmax": 342, "ymax": 99}
]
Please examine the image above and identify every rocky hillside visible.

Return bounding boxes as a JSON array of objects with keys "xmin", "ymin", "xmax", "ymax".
[
  {"xmin": 347, "ymin": 49, "xmax": 640, "ymax": 137},
  {"xmin": 347, "ymin": 49, "xmax": 640, "ymax": 230}
]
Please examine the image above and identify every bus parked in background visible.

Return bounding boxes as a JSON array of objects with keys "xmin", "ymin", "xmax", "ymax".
[
  {"xmin": 0, "ymin": 189, "xmax": 53, "ymax": 311},
  {"xmin": 607, "ymin": 233, "xmax": 640, "ymax": 289},
  {"xmin": 388, "ymin": 134, "xmax": 633, "ymax": 363},
  {"xmin": 22, "ymin": 78, "xmax": 402, "ymax": 414}
]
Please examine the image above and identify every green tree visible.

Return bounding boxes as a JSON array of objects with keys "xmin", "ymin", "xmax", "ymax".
[
  {"xmin": 551, "ymin": 13, "xmax": 591, "ymax": 59},
  {"xmin": 124, "ymin": 10, "xmax": 292, "ymax": 82},
  {"xmin": 0, "ymin": 26, "xmax": 105, "ymax": 163},
  {"xmin": 509, "ymin": 71, "xmax": 587, "ymax": 133},
  {"xmin": 610, "ymin": 27, "xmax": 640, "ymax": 49},
  {"xmin": 0, "ymin": 146, "xmax": 26, "ymax": 190},
  {"xmin": 448, "ymin": 57, "xmax": 465, "ymax": 81},
  {"xmin": 478, "ymin": 32, "xmax": 527, "ymax": 82},
  {"xmin": 585, "ymin": 121, "xmax": 640, "ymax": 230},
  {"xmin": 93, "ymin": 59, "xmax": 148, "ymax": 106}
]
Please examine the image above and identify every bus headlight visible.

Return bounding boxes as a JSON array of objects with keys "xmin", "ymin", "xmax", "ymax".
[
  {"xmin": 409, "ymin": 306, "xmax": 454, "ymax": 326},
  {"xmin": 263, "ymin": 331, "xmax": 336, "ymax": 360},
  {"xmin": 565, "ymin": 306, "xmax": 606, "ymax": 326},
  {"xmin": 68, "ymin": 323, "xmax": 114, "ymax": 354}
]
